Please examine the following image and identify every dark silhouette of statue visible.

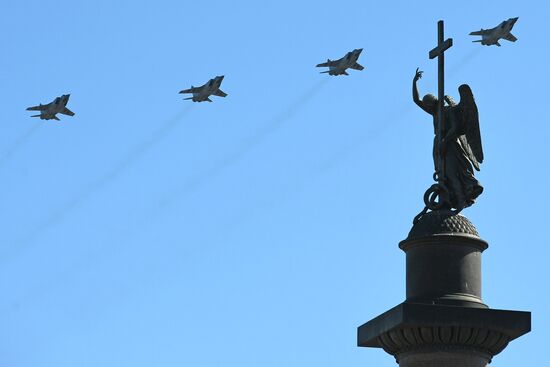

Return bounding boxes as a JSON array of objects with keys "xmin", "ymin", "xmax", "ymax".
[{"xmin": 413, "ymin": 68, "xmax": 483, "ymax": 217}]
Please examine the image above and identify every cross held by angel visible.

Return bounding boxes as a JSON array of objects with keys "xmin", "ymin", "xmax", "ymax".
[{"xmin": 413, "ymin": 68, "xmax": 484, "ymax": 212}]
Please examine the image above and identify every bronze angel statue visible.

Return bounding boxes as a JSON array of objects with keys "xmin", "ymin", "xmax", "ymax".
[{"xmin": 412, "ymin": 68, "xmax": 484, "ymax": 215}]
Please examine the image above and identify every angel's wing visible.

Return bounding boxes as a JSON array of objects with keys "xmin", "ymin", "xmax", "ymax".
[{"xmin": 457, "ymin": 84, "xmax": 483, "ymax": 171}]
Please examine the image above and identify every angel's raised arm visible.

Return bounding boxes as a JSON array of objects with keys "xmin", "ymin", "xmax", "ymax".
[{"xmin": 412, "ymin": 68, "xmax": 432, "ymax": 114}]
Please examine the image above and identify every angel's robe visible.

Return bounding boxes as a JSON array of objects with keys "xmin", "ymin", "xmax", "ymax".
[{"xmin": 427, "ymin": 104, "xmax": 483, "ymax": 210}]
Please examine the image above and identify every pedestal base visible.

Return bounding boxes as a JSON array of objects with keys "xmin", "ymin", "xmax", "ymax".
[
  {"xmin": 398, "ymin": 349, "xmax": 490, "ymax": 367},
  {"xmin": 358, "ymin": 211, "xmax": 531, "ymax": 364},
  {"xmin": 357, "ymin": 302, "xmax": 530, "ymax": 364}
]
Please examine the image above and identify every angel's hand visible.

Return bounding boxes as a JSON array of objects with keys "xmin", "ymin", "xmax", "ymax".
[{"xmin": 414, "ymin": 68, "xmax": 423, "ymax": 82}]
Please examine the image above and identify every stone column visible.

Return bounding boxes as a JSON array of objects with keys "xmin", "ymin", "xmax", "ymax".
[{"xmin": 357, "ymin": 210, "xmax": 530, "ymax": 366}]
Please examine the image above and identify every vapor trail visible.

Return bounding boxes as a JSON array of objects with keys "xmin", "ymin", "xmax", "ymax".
[
  {"xmin": 314, "ymin": 47, "xmax": 482, "ymax": 174},
  {"xmin": 0, "ymin": 123, "xmax": 40, "ymax": 168},
  {"xmin": 147, "ymin": 78, "xmax": 329, "ymax": 219},
  {"xmin": 0, "ymin": 55, "xmax": 483, "ymax": 309},
  {"xmin": 0, "ymin": 79, "xmax": 329, "ymax": 309},
  {"xmin": 10, "ymin": 106, "xmax": 193, "ymax": 257},
  {"xmin": 448, "ymin": 47, "xmax": 481, "ymax": 77},
  {"xmin": 212, "ymin": 49, "xmax": 484, "ymax": 231}
]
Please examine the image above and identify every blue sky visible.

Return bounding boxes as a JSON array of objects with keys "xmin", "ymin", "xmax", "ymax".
[{"xmin": 0, "ymin": 1, "xmax": 546, "ymax": 366}]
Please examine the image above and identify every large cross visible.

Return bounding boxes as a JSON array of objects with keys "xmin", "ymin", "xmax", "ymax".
[{"xmin": 428, "ymin": 20, "xmax": 453, "ymax": 185}]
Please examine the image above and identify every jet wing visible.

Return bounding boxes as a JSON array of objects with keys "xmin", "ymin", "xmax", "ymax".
[
  {"xmin": 316, "ymin": 60, "xmax": 337, "ymax": 68},
  {"xmin": 179, "ymin": 87, "xmax": 201, "ymax": 94},
  {"xmin": 503, "ymin": 33, "xmax": 517, "ymax": 42},
  {"xmin": 469, "ymin": 29, "xmax": 490, "ymax": 36},
  {"xmin": 26, "ymin": 104, "xmax": 47, "ymax": 111},
  {"xmin": 349, "ymin": 62, "xmax": 364, "ymax": 71},
  {"xmin": 60, "ymin": 107, "xmax": 75, "ymax": 116},
  {"xmin": 212, "ymin": 89, "xmax": 227, "ymax": 97}
]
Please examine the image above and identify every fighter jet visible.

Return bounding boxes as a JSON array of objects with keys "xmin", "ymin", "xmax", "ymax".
[
  {"xmin": 179, "ymin": 75, "xmax": 227, "ymax": 102},
  {"xmin": 26, "ymin": 94, "xmax": 75, "ymax": 121},
  {"xmin": 316, "ymin": 48, "xmax": 364, "ymax": 76},
  {"xmin": 469, "ymin": 17, "xmax": 519, "ymax": 47}
]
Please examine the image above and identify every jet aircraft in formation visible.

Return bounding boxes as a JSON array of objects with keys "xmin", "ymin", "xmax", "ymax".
[
  {"xmin": 26, "ymin": 94, "xmax": 75, "ymax": 121},
  {"xmin": 25, "ymin": 17, "xmax": 519, "ymax": 116},
  {"xmin": 316, "ymin": 48, "xmax": 364, "ymax": 76},
  {"xmin": 469, "ymin": 17, "xmax": 519, "ymax": 47},
  {"xmin": 179, "ymin": 75, "xmax": 227, "ymax": 102}
]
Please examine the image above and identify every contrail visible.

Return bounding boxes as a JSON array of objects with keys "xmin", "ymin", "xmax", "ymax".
[
  {"xmin": 0, "ymin": 53, "xmax": 486, "ymax": 312},
  {"xmin": 317, "ymin": 47, "xmax": 481, "ymax": 172},
  {"xmin": 0, "ymin": 123, "xmax": 40, "ymax": 168},
  {"xmin": 8, "ymin": 106, "xmax": 193, "ymax": 259},
  {"xmin": 448, "ymin": 47, "xmax": 481, "ymax": 77},
  {"xmin": 146, "ymin": 78, "xmax": 329, "ymax": 220},
  {"xmin": 209, "ymin": 49, "xmax": 484, "ymax": 234},
  {"xmin": 319, "ymin": 105, "xmax": 412, "ymax": 174},
  {"xmin": 0, "ymin": 80, "xmax": 330, "ymax": 311}
]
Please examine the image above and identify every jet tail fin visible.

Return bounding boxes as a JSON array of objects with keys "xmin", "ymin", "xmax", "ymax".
[
  {"xmin": 60, "ymin": 107, "xmax": 75, "ymax": 116},
  {"xmin": 504, "ymin": 33, "xmax": 518, "ymax": 42},
  {"xmin": 349, "ymin": 62, "xmax": 364, "ymax": 71},
  {"xmin": 206, "ymin": 97, "xmax": 213, "ymax": 102},
  {"xmin": 213, "ymin": 89, "xmax": 227, "ymax": 97},
  {"xmin": 496, "ymin": 41, "xmax": 501, "ymax": 47}
]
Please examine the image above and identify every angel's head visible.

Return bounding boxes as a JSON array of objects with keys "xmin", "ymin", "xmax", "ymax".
[{"xmin": 422, "ymin": 94, "xmax": 438, "ymax": 109}]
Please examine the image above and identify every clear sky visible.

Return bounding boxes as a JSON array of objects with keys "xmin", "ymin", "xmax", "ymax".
[{"xmin": 0, "ymin": 1, "xmax": 546, "ymax": 366}]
